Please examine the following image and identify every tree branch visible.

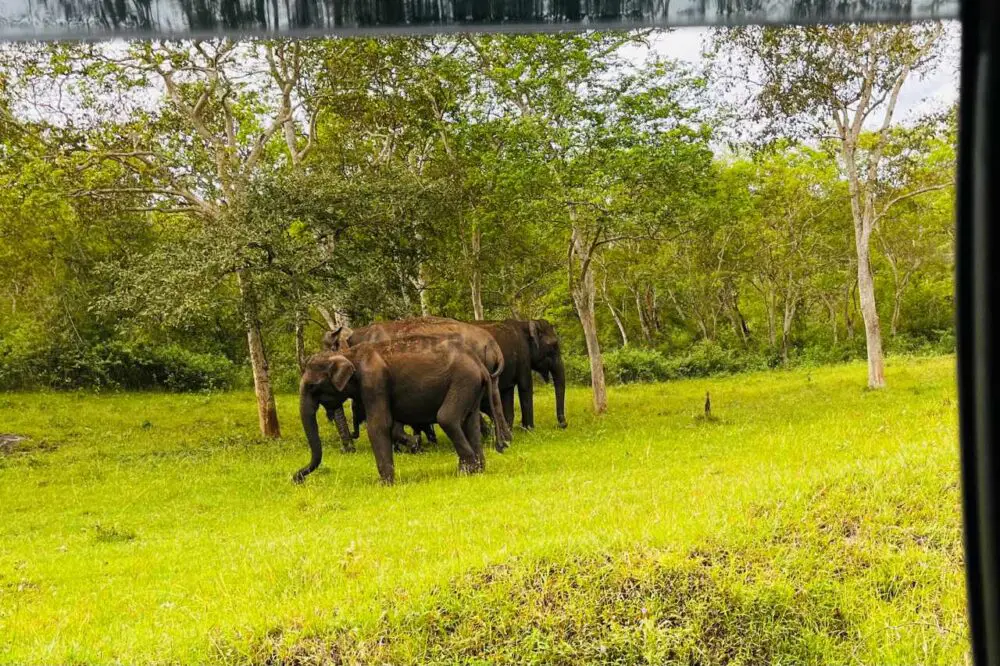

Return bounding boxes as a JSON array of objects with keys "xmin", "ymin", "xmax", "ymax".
[{"xmin": 875, "ymin": 182, "xmax": 951, "ymax": 223}]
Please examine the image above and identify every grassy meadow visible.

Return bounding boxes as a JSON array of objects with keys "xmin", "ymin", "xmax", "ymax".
[{"xmin": 0, "ymin": 356, "xmax": 967, "ymax": 665}]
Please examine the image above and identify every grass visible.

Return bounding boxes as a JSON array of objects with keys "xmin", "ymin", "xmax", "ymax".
[{"xmin": 0, "ymin": 356, "xmax": 967, "ymax": 665}]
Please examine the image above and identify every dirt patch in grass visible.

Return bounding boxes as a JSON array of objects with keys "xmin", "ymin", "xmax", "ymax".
[
  {"xmin": 0, "ymin": 433, "xmax": 29, "ymax": 454},
  {"xmin": 91, "ymin": 523, "xmax": 138, "ymax": 544}
]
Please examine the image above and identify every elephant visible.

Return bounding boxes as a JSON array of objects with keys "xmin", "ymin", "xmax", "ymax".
[
  {"xmin": 472, "ymin": 319, "xmax": 567, "ymax": 431},
  {"xmin": 350, "ymin": 399, "xmax": 438, "ymax": 452},
  {"xmin": 322, "ymin": 316, "xmax": 512, "ymax": 451},
  {"xmin": 295, "ymin": 336, "xmax": 502, "ymax": 484}
]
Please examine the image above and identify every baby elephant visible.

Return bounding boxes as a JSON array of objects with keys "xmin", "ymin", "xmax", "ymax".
[
  {"xmin": 350, "ymin": 400, "xmax": 438, "ymax": 452},
  {"xmin": 296, "ymin": 336, "xmax": 501, "ymax": 484}
]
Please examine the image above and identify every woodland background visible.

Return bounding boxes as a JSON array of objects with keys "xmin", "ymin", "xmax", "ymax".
[{"xmin": 0, "ymin": 26, "xmax": 957, "ymax": 428}]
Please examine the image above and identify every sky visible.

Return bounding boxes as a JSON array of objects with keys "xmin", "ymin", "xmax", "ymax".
[{"xmin": 649, "ymin": 25, "xmax": 960, "ymax": 125}]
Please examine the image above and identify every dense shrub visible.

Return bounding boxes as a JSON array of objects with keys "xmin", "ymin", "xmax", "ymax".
[
  {"xmin": 0, "ymin": 339, "xmax": 239, "ymax": 391},
  {"xmin": 564, "ymin": 343, "xmax": 769, "ymax": 386},
  {"xmin": 561, "ymin": 335, "xmax": 952, "ymax": 387}
]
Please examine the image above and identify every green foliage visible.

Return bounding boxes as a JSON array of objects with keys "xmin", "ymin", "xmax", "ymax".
[
  {"xmin": 0, "ymin": 32, "xmax": 957, "ymax": 399},
  {"xmin": 0, "ymin": 335, "xmax": 239, "ymax": 391},
  {"xmin": 565, "ymin": 343, "xmax": 767, "ymax": 385}
]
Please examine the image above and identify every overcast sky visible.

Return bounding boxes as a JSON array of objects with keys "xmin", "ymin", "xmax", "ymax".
[{"xmin": 648, "ymin": 25, "xmax": 960, "ymax": 125}]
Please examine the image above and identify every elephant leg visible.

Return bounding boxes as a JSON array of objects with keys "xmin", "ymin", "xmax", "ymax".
[
  {"xmin": 463, "ymin": 409, "xmax": 485, "ymax": 472},
  {"xmin": 501, "ymin": 387, "xmax": 516, "ymax": 430},
  {"xmin": 517, "ymin": 372, "xmax": 535, "ymax": 430},
  {"xmin": 439, "ymin": 400, "xmax": 480, "ymax": 475},
  {"xmin": 329, "ymin": 406, "xmax": 355, "ymax": 453},
  {"xmin": 366, "ymin": 412, "xmax": 395, "ymax": 484},
  {"xmin": 422, "ymin": 424, "xmax": 438, "ymax": 445},
  {"xmin": 406, "ymin": 425, "xmax": 424, "ymax": 453},
  {"xmin": 351, "ymin": 399, "xmax": 364, "ymax": 439}
]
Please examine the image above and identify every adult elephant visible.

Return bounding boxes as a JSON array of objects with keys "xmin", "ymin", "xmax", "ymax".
[
  {"xmin": 472, "ymin": 319, "xmax": 567, "ymax": 431},
  {"xmin": 296, "ymin": 336, "xmax": 502, "ymax": 484},
  {"xmin": 322, "ymin": 316, "xmax": 512, "ymax": 451}
]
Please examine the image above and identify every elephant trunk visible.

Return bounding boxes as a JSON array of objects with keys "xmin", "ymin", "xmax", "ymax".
[
  {"xmin": 553, "ymin": 354, "xmax": 567, "ymax": 428},
  {"xmin": 295, "ymin": 387, "xmax": 323, "ymax": 483}
]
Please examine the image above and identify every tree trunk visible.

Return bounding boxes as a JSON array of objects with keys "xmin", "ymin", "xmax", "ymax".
[
  {"xmin": 470, "ymin": 272, "xmax": 484, "ymax": 321},
  {"xmin": 237, "ymin": 271, "xmax": 281, "ymax": 438},
  {"xmin": 601, "ymin": 272, "xmax": 627, "ymax": 346},
  {"xmin": 891, "ymin": 288, "xmax": 903, "ymax": 337},
  {"xmin": 571, "ymin": 229, "xmax": 607, "ymax": 414},
  {"xmin": 608, "ymin": 301, "xmax": 628, "ymax": 347},
  {"xmin": 317, "ymin": 305, "xmax": 350, "ymax": 330},
  {"xmin": 645, "ymin": 287, "xmax": 660, "ymax": 333},
  {"xmin": 726, "ymin": 284, "xmax": 750, "ymax": 346},
  {"xmin": 824, "ymin": 297, "xmax": 839, "ymax": 345},
  {"xmin": 635, "ymin": 288, "xmax": 653, "ymax": 343},
  {"xmin": 575, "ymin": 285, "xmax": 607, "ymax": 414},
  {"xmin": 781, "ymin": 298, "xmax": 796, "ymax": 365},
  {"xmin": 410, "ymin": 265, "xmax": 432, "ymax": 317},
  {"xmin": 845, "ymin": 280, "xmax": 857, "ymax": 340},
  {"xmin": 854, "ymin": 227, "xmax": 886, "ymax": 388},
  {"xmin": 843, "ymin": 132, "xmax": 887, "ymax": 389},
  {"xmin": 295, "ymin": 310, "xmax": 307, "ymax": 372},
  {"xmin": 470, "ymin": 228, "xmax": 484, "ymax": 320},
  {"xmin": 765, "ymin": 289, "xmax": 777, "ymax": 348},
  {"xmin": 890, "ymin": 270, "xmax": 914, "ymax": 337}
]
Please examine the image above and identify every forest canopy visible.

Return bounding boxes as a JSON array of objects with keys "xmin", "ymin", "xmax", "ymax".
[{"xmin": 0, "ymin": 27, "xmax": 956, "ymax": 419}]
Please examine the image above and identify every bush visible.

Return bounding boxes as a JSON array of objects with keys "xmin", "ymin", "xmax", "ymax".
[
  {"xmin": 605, "ymin": 347, "xmax": 671, "ymax": 383},
  {"xmin": 0, "ymin": 338, "xmax": 239, "ymax": 391},
  {"xmin": 562, "ymin": 354, "xmax": 595, "ymax": 386},
  {"xmin": 563, "ymin": 342, "xmax": 769, "ymax": 387},
  {"xmin": 662, "ymin": 340, "xmax": 768, "ymax": 378}
]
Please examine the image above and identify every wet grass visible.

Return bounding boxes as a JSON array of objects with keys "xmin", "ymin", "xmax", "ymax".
[{"xmin": 0, "ymin": 356, "xmax": 966, "ymax": 664}]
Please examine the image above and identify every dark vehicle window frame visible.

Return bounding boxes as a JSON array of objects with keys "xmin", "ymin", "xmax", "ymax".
[
  {"xmin": 955, "ymin": 1, "xmax": 998, "ymax": 665},
  {"xmin": 2, "ymin": 1, "xmax": 995, "ymax": 664}
]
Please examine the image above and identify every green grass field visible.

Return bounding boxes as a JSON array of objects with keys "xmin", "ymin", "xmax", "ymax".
[{"xmin": 0, "ymin": 356, "xmax": 967, "ymax": 665}]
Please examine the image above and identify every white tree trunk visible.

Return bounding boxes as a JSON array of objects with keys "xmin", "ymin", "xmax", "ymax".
[
  {"xmin": 608, "ymin": 301, "xmax": 628, "ymax": 347},
  {"xmin": 855, "ymin": 226, "xmax": 886, "ymax": 388},
  {"xmin": 635, "ymin": 289, "xmax": 652, "ymax": 343},
  {"xmin": 571, "ymin": 229, "xmax": 607, "ymax": 414},
  {"xmin": 413, "ymin": 265, "xmax": 432, "ymax": 317},
  {"xmin": 600, "ymin": 271, "xmax": 627, "ymax": 346},
  {"xmin": 781, "ymin": 297, "xmax": 797, "ymax": 364},
  {"xmin": 237, "ymin": 272, "xmax": 281, "ymax": 438},
  {"xmin": 843, "ymin": 136, "xmax": 887, "ymax": 388},
  {"xmin": 469, "ymin": 226, "xmax": 484, "ymax": 320}
]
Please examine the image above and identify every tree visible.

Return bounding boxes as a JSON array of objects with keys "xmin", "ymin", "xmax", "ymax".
[
  {"xmin": 6, "ymin": 39, "xmax": 353, "ymax": 435},
  {"xmin": 464, "ymin": 32, "xmax": 711, "ymax": 412},
  {"xmin": 712, "ymin": 23, "xmax": 949, "ymax": 388},
  {"xmin": 743, "ymin": 144, "xmax": 842, "ymax": 362}
]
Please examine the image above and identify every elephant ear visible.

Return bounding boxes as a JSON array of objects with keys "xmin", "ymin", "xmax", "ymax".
[
  {"xmin": 528, "ymin": 320, "xmax": 540, "ymax": 348},
  {"xmin": 328, "ymin": 357, "xmax": 355, "ymax": 391}
]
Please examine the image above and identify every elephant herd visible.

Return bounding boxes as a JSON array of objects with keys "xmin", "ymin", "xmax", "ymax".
[{"xmin": 295, "ymin": 316, "xmax": 567, "ymax": 484}]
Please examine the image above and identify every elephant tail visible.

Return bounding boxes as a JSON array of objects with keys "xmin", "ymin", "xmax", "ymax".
[{"xmin": 484, "ymin": 367, "xmax": 509, "ymax": 452}]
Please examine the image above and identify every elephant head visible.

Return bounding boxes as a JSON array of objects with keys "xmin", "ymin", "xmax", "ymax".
[
  {"xmin": 294, "ymin": 352, "xmax": 357, "ymax": 483},
  {"xmin": 526, "ymin": 319, "xmax": 567, "ymax": 428},
  {"xmin": 321, "ymin": 326, "xmax": 355, "ymax": 351}
]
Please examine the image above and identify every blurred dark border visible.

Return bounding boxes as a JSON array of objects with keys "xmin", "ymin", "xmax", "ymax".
[
  {"xmin": 2, "ymin": 0, "xmax": 958, "ymax": 40},
  {"xmin": 956, "ymin": 1, "xmax": 999, "ymax": 666}
]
